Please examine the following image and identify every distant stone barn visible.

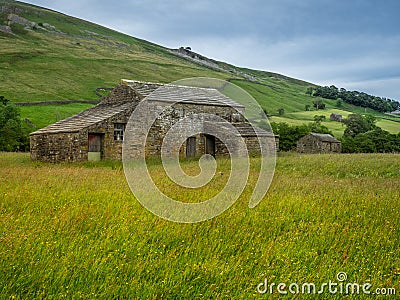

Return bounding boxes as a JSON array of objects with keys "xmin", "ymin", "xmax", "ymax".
[
  {"xmin": 330, "ymin": 113, "xmax": 343, "ymax": 122},
  {"xmin": 30, "ymin": 80, "xmax": 277, "ymax": 162},
  {"xmin": 297, "ymin": 133, "xmax": 342, "ymax": 154}
]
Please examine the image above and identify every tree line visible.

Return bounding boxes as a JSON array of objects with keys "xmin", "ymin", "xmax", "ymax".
[{"xmin": 307, "ymin": 85, "xmax": 399, "ymax": 113}]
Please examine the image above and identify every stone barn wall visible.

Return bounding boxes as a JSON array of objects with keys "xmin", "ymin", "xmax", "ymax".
[
  {"xmin": 328, "ymin": 141, "xmax": 341, "ymax": 153},
  {"xmin": 141, "ymin": 101, "xmax": 245, "ymax": 157},
  {"xmin": 30, "ymin": 132, "xmax": 83, "ymax": 162},
  {"xmin": 101, "ymin": 84, "xmax": 142, "ymax": 105},
  {"xmin": 30, "ymin": 105, "xmax": 137, "ymax": 162},
  {"xmin": 84, "ymin": 107, "xmax": 136, "ymax": 160},
  {"xmin": 297, "ymin": 134, "xmax": 341, "ymax": 154}
]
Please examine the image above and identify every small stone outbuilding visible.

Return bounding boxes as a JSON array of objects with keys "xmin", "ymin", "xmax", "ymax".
[
  {"xmin": 391, "ymin": 110, "xmax": 400, "ymax": 115},
  {"xmin": 30, "ymin": 80, "xmax": 278, "ymax": 162},
  {"xmin": 330, "ymin": 113, "xmax": 343, "ymax": 122},
  {"xmin": 297, "ymin": 133, "xmax": 341, "ymax": 154}
]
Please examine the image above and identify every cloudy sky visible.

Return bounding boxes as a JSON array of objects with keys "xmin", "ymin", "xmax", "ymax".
[{"xmin": 24, "ymin": 0, "xmax": 400, "ymax": 101}]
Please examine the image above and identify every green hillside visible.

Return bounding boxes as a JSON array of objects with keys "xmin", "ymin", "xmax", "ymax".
[
  {"xmin": 0, "ymin": 1, "xmax": 230, "ymax": 102},
  {"xmin": 1, "ymin": 0, "xmax": 399, "ymax": 135}
]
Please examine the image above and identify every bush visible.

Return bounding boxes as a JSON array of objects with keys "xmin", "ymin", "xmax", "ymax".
[
  {"xmin": 0, "ymin": 96, "xmax": 30, "ymax": 151},
  {"xmin": 313, "ymin": 115, "xmax": 326, "ymax": 124},
  {"xmin": 343, "ymin": 114, "xmax": 376, "ymax": 138},
  {"xmin": 313, "ymin": 100, "xmax": 325, "ymax": 110},
  {"xmin": 308, "ymin": 122, "xmax": 331, "ymax": 134},
  {"xmin": 341, "ymin": 114, "xmax": 400, "ymax": 153},
  {"xmin": 270, "ymin": 122, "xmax": 309, "ymax": 151}
]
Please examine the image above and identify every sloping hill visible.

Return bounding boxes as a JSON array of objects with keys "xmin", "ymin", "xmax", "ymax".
[
  {"xmin": 1, "ymin": 0, "xmax": 399, "ymax": 135},
  {"xmin": 0, "ymin": 0, "xmax": 233, "ymax": 102}
]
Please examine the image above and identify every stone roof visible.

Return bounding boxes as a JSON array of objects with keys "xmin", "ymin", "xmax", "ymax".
[
  {"xmin": 309, "ymin": 133, "xmax": 340, "ymax": 143},
  {"xmin": 204, "ymin": 121, "xmax": 274, "ymax": 137},
  {"xmin": 121, "ymin": 80, "xmax": 163, "ymax": 97},
  {"xmin": 233, "ymin": 122, "xmax": 275, "ymax": 137},
  {"xmin": 30, "ymin": 102, "xmax": 133, "ymax": 135},
  {"xmin": 122, "ymin": 79, "xmax": 244, "ymax": 108}
]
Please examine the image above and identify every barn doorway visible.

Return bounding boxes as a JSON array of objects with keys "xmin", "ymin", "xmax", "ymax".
[
  {"xmin": 205, "ymin": 134, "xmax": 216, "ymax": 157},
  {"xmin": 186, "ymin": 136, "xmax": 196, "ymax": 158},
  {"xmin": 88, "ymin": 134, "xmax": 103, "ymax": 161}
]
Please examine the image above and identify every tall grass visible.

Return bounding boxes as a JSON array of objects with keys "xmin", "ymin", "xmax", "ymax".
[{"xmin": 1, "ymin": 153, "xmax": 399, "ymax": 298}]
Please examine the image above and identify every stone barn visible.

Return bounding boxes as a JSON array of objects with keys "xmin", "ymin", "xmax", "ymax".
[
  {"xmin": 297, "ymin": 133, "xmax": 341, "ymax": 154},
  {"xmin": 30, "ymin": 80, "xmax": 277, "ymax": 162},
  {"xmin": 330, "ymin": 113, "xmax": 343, "ymax": 122}
]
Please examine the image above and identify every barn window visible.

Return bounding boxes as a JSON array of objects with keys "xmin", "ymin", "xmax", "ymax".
[{"xmin": 114, "ymin": 123, "xmax": 125, "ymax": 141}]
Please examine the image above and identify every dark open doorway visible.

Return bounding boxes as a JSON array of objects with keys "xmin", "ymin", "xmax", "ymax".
[{"xmin": 205, "ymin": 134, "xmax": 216, "ymax": 157}]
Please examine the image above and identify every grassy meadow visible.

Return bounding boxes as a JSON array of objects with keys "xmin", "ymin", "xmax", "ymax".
[{"xmin": 1, "ymin": 152, "xmax": 399, "ymax": 298}]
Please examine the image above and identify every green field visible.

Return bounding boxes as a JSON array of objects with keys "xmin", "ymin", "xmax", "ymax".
[
  {"xmin": 1, "ymin": 153, "xmax": 399, "ymax": 298},
  {"xmin": 377, "ymin": 118, "xmax": 400, "ymax": 134},
  {"xmin": 18, "ymin": 103, "xmax": 95, "ymax": 129}
]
